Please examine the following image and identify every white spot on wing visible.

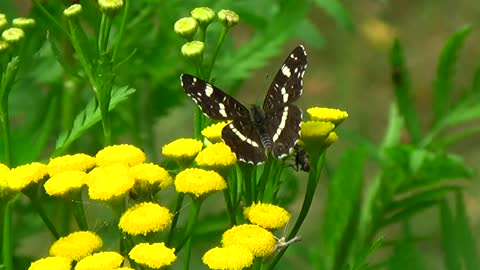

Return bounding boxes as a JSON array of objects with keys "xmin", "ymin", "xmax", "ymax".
[
  {"xmin": 281, "ymin": 87, "xmax": 289, "ymax": 103},
  {"xmin": 230, "ymin": 125, "xmax": 259, "ymax": 147},
  {"xmin": 205, "ymin": 84, "xmax": 213, "ymax": 97},
  {"xmin": 218, "ymin": 103, "xmax": 228, "ymax": 117},
  {"xmin": 281, "ymin": 65, "xmax": 291, "ymax": 78},
  {"xmin": 272, "ymin": 107, "xmax": 289, "ymax": 142}
]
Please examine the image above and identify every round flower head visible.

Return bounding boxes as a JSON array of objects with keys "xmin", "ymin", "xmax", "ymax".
[
  {"xmin": 195, "ymin": 142, "xmax": 236, "ymax": 169},
  {"xmin": 202, "ymin": 245, "xmax": 254, "ymax": 270},
  {"xmin": 174, "ymin": 17, "xmax": 198, "ymax": 40},
  {"xmin": 129, "ymin": 163, "xmax": 172, "ymax": 189},
  {"xmin": 96, "ymin": 144, "xmax": 145, "ymax": 167},
  {"xmin": 49, "ymin": 231, "xmax": 102, "ymax": 261},
  {"xmin": 306, "ymin": 107, "xmax": 348, "ymax": 126},
  {"xmin": 12, "ymin": 17, "xmax": 35, "ymax": 29},
  {"xmin": 75, "ymin": 251, "xmax": 124, "ymax": 270},
  {"xmin": 191, "ymin": 7, "xmax": 215, "ymax": 27},
  {"xmin": 28, "ymin": 256, "xmax": 71, "ymax": 270},
  {"xmin": 129, "ymin": 242, "xmax": 176, "ymax": 269},
  {"xmin": 162, "ymin": 138, "xmax": 203, "ymax": 161},
  {"xmin": 0, "ymin": 163, "xmax": 13, "ymax": 201},
  {"xmin": 8, "ymin": 162, "xmax": 47, "ymax": 191},
  {"xmin": 0, "ymin": 16, "xmax": 7, "ymax": 32},
  {"xmin": 217, "ymin": 10, "xmax": 239, "ymax": 28},
  {"xmin": 175, "ymin": 168, "xmax": 226, "ymax": 197},
  {"xmin": 300, "ymin": 121, "xmax": 335, "ymax": 145},
  {"xmin": 64, "ymin": 4, "xmax": 82, "ymax": 17},
  {"xmin": 181, "ymin": 40, "xmax": 205, "ymax": 60},
  {"xmin": 244, "ymin": 202, "xmax": 291, "ymax": 230},
  {"xmin": 48, "ymin": 154, "xmax": 96, "ymax": 176},
  {"xmin": 113, "ymin": 268, "xmax": 134, "ymax": 270},
  {"xmin": 119, "ymin": 202, "xmax": 172, "ymax": 235},
  {"xmin": 0, "ymin": 40, "xmax": 9, "ymax": 53},
  {"xmin": 86, "ymin": 164, "xmax": 134, "ymax": 201},
  {"xmin": 2, "ymin": 27, "xmax": 25, "ymax": 43},
  {"xmin": 324, "ymin": 131, "xmax": 338, "ymax": 146},
  {"xmin": 201, "ymin": 121, "xmax": 230, "ymax": 143},
  {"xmin": 222, "ymin": 224, "xmax": 276, "ymax": 257},
  {"xmin": 98, "ymin": 0, "xmax": 124, "ymax": 16},
  {"xmin": 44, "ymin": 171, "xmax": 87, "ymax": 197}
]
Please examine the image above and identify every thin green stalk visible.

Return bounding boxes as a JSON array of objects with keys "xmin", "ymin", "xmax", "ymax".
[
  {"xmin": 223, "ymin": 189, "xmax": 236, "ymax": 225},
  {"xmin": 72, "ymin": 192, "xmax": 88, "ymax": 231},
  {"xmin": 31, "ymin": 0, "xmax": 71, "ymax": 38},
  {"xmin": 112, "ymin": 0, "xmax": 130, "ymax": 62},
  {"xmin": 181, "ymin": 199, "xmax": 203, "ymax": 270},
  {"xmin": 67, "ymin": 20, "xmax": 96, "ymax": 90},
  {"xmin": 2, "ymin": 195, "xmax": 18, "ymax": 270},
  {"xmin": 0, "ymin": 110, "xmax": 11, "ymax": 165},
  {"xmin": 167, "ymin": 193, "xmax": 185, "ymax": 246},
  {"xmin": 206, "ymin": 26, "xmax": 229, "ymax": 80},
  {"xmin": 29, "ymin": 195, "xmax": 60, "ymax": 239},
  {"xmin": 267, "ymin": 153, "xmax": 326, "ymax": 270},
  {"xmin": 256, "ymin": 157, "xmax": 274, "ymax": 201}
]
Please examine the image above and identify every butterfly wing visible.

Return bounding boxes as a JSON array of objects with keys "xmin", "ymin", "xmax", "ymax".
[
  {"xmin": 222, "ymin": 120, "xmax": 266, "ymax": 164},
  {"xmin": 180, "ymin": 74, "xmax": 249, "ymax": 120},
  {"xmin": 263, "ymin": 45, "xmax": 308, "ymax": 112},
  {"xmin": 266, "ymin": 105, "xmax": 302, "ymax": 159}
]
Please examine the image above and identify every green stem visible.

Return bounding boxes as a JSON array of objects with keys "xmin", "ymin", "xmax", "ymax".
[
  {"xmin": 181, "ymin": 199, "xmax": 203, "ymax": 270},
  {"xmin": 72, "ymin": 192, "xmax": 88, "ymax": 231},
  {"xmin": 29, "ymin": 195, "xmax": 60, "ymax": 239},
  {"xmin": 267, "ymin": 153, "xmax": 325, "ymax": 270},
  {"xmin": 194, "ymin": 107, "xmax": 203, "ymax": 139},
  {"xmin": 167, "ymin": 193, "xmax": 185, "ymax": 246},
  {"xmin": 2, "ymin": 195, "xmax": 18, "ymax": 270},
  {"xmin": 31, "ymin": 0, "xmax": 71, "ymax": 38},
  {"xmin": 223, "ymin": 189, "xmax": 236, "ymax": 225},
  {"xmin": 206, "ymin": 26, "xmax": 229, "ymax": 80},
  {"xmin": 238, "ymin": 163, "xmax": 253, "ymax": 205},
  {"xmin": 0, "ymin": 108, "xmax": 11, "ymax": 165},
  {"xmin": 112, "ymin": 0, "xmax": 130, "ymax": 62}
]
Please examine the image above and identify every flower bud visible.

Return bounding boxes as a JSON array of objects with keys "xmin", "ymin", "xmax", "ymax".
[
  {"xmin": 217, "ymin": 9, "xmax": 239, "ymax": 28},
  {"xmin": 0, "ymin": 15, "xmax": 7, "ymax": 32},
  {"xmin": 2, "ymin": 28, "xmax": 25, "ymax": 43},
  {"xmin": 64, "ymin": 4, "xmax": 83, "ymax": 18},
  {"xmin": 12, "ymin": 17, "xmax": 35, "ymax": 29},
  {"xmin": 174, "ymin": 17, "xmax": 198, "ymax": 40},
  {"xmin": 98, "ymin": 0, "xmax": 124, "ymax": 16},
  {"xmin": 0, "ymin": 40, "xmax": 9, "ymax": 53},
  {"xmin": 191, "ymin": 7, "xmax": 215, "ymax": 28},
  {"xmin": 181, "ymin": 41, "xmax": 205, "ymax": 60}
]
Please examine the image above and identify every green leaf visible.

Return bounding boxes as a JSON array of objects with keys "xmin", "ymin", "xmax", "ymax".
[
  {"xmin": 381, "ymin": 104, "xmax": 404, "ymax": 148},
  {"xmin": 440, "ymin": 200, "xmax": 462, "ymax": 270},
  {"xmin": 433, "ymin": 25, "xmax": 472, "ymax": 124},
  {"xmin": 390, "ymin": 39, "xmax": 422, "ymax": 145},
  {"xmin": 297, "ymin": 19, "xmax": 325, "ymax": 49},
  {"xmin": 351, "ymin": 237, "xmax": 384, "ymax": 270},
  {"xmin": 313, "ymin": 0, "xmax": 354, "ymax": 32},
  {"xmin": 382, "ymin": 200, "xmax": 438, "ymax": 227},
  {"xmin": 454, "ymin": 192, "xmax": 479, "ymax": 270},
  {"xmin": 320, "ymin": 148, "xmax": 366, "ymax": 270},
  {"xmin": 52, "ymin": 86, "xmax": 135, "ymax": 157},
  {"xmin": 387, "ymin": 225, "xmax": 427, "ymax": 270}
]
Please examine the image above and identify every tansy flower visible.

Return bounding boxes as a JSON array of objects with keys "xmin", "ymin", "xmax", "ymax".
[
  {"xmin": 44, "ymin": 171, "xmax": 86, "ymax": 197},
  {"xmin": 95, "ymin": 144, "xmax": 145, "ymax": 167},
  {"xmin": 118, "ymin": 202, "xmax": 172, "ymax": 235},
  {"xmin": 113, "ymin": 268, "xmax": 134, "ymax": 270},
  {"xmin": 195, "ymin": 142, "xmax": 236, "ymax": 169},
  {"xmin": 300, "ymin": 121, "xmax": 335, "ymax": 144},
  {"xmin": 306, "ymin": 107, "xmax": 348, "ymax": 126},
  {"xmin": 243, "ymin": 202, "xmax": 291, "ymax": 230},
  {"xmin": 0, "ymin": 163, "xmax": 12, "ymax": 200},
  {"xmin": 202, "ymin": 245, "xmax": 254, "ymax": 270},
  {"xmin": 162, "ymin": 138, "xmax": 203, "ymax": 161},
  {"xmin": 175, "ymin": 168, "xmax": 226, "ymax": 197},
  {"xmin": 86, "ymin": 164, "xmax": 134, "ymax": 201},
  {"xmin": 8, "ymin": 162, "xmax": 47, "ymax": 191},
  {"xmin": 28, "ymin": 256, "xmax": 71, "ymax": 270},
  {"xmin": 201, "ymin": 122, "xmax": 230, "ymax": 143},
  {"xmin": 129, "ymin": 242, "xmax": 176, "ymax": 269},
  {"xmin": 221, "ymin": 224, "xmax": 276, "ymax": 257},
  {"xmin": 324, "ymin": 132, "xmax": 338, "ymax": 146},
  {"xmin": 129, "ymin": 163, "xmax": 172, "ymax": 189},
  {"xmin": 74, "ymin": 251, "xmax": 124, "ymax": 270},
  {"xmin": 47, "ymin": 154, "xmax": 96, "ymax": 176},
  {"xmin": 49, "ymin": 231, "xmax": 102, "ymax": 261}
]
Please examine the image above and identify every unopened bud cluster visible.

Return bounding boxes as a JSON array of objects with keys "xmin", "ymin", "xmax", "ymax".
[
  {"xmin": 0, "ymin": 14, "xmax": 36, "ymax": 50},
  {"xmin": 174, "ymin": 7, "xmax": 240, "ymax": 59}
]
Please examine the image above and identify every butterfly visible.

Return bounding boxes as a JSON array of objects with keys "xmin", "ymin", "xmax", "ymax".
[{"xmin": 180, "ymin": 45, "xmax": 307, "ymax": 164}]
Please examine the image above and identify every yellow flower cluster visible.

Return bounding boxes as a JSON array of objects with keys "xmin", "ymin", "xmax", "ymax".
[
  {"xmin": 175, "ymin": 168, "xmax": 227, "ymax": 197},
  {"xmin": 129, "ymin": 242, "xmax": 176, "ymax": 268},
  {"xmin": 201, "ymin": 121, "xmax": 230, "ymax": 143},
  {"xmin": 118, "ymin": 202, "xmax": 172, "ymax": 235},
  {"xmin": 49, "ymin": 231, "xmax": 102, "ymax": 261},
  {"xmin": 243, "ymin": 202, "xmax": 291, "ymax": 230}
]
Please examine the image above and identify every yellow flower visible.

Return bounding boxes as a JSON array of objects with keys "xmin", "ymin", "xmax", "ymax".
[
  {"xmin": 113, "ymin": 268, "xmax": 134, "ymax": 270},
  {"xmin": 86, "ymin": 164, "xmax": 134, "ymax": 201},
  {"xmin": 129, "ymin": 163, "xmax": 172, "ymax": 189},
  {"xmin": 118, "ymin": 202, "xmax": 172, "ymax": 235},
  {"xmin": 324, "ymin": 132, "xmax": 338, "ymax": 146},
  {"xmin": 47, "ymin": 154, "xmax": 96, "ymax": 176},
  {"xmin": 8, "ymin": 162, "xmax": 47, "ymax": 191},
  {"xmin": 202, "ymin": 245, "xmax": 254, "ymax": 270},
  {"xmin": 162, "ymin": 138, "xmax": 203, "ymax": 161},
  {"xmin": 201, "ymin": 122, "xmax": 230, "ymax": 143},
  {"xmin": 0, "ymin": 163, "xmax": 13, "ymax": 200},
  {"xmin": 360, "ymin": 17, "xmax": 396, "ymax": 49},
  {"xmin": 244, "ymin": 202, "xmax": 291, "ymax": 230},
  {"xmin": 300, "ymin": 121, "xmax": 335, "ymax": 142},
  {"xmin": 195, "ymin": 142, "xmax": 236, "ymax": 169},
  {"xmin": 175, "ymin": 168, "xmax": 226, "ymax": 197},
  {"xmin": 49, "ymin": 231, "xmax": 102, "ymax": 261},
  {"xmin": 74, "ymin": 251, "xmax": 124, "ymax": 270},
  {"xmin": 306, "ymin": 107, "xmax": 348, "ymax": 126},
  {"xmin": 221, "ymin": 224, "xmax": 276, "ymax": 257},
  {"xmin": 44, "ymin": 171, "xmax": 86, "ymax": 197},
  {"xmin": 95, "ymin": 144, "xmax": 145, "ymax": 167},
  {"xmin": 129, "ymin": 242, "xmax": 176, "ymax": 269},
  {"xmin": 28, "ymin": 256, "xmax": 71, "ymax": 270}
]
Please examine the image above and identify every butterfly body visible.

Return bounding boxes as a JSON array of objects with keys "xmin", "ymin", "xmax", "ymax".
[{"xmin": 180, "ymin": 45, "xmax": 308, "ymax": 164}]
